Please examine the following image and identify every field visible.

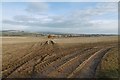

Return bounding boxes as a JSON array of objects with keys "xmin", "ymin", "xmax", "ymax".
[{"xmin": 1, "ymin": 36, "xmax": 119, "ymax": 78}]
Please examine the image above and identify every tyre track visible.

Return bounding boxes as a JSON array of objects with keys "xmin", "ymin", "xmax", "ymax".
[
  {"xmin": 33, "ymin": 47, "xmax": 85, "ymax": 75},
  {"xmin": 3, "ymin": 41, "xmax": 113, "ymax": 78},
  {"xmin": 2, "ymin": 41, "xmax": 53, "ymax": 78},
  {"xmin": 5, "ymin": 44, "xmax": 78, "ymax": 77},
  {"xmin": 2, "ymin": 43, "xmax": 35, "ymax": 71},
  {"xmin": 34, "ymin": 48, "xmax": 94, "ymax": 78},
  {"xmin": 3, "ymin": 41, "xmax": 64, "ymax": 78},
  {"xmin": 68, "ymin": 47, "xmax": 112, "ymax": 78},
  {"xmin": 47, "ymin": 48, "xmax": 99, "ymax": 78},
  {"xmin": 7, "ymin": 54, "xmax": 47, "ymax": 78}
]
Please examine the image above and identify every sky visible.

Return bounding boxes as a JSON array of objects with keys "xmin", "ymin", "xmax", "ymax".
[{"xmin": 2, "ymin": 2, "xmax": 118, "ymax": 34}]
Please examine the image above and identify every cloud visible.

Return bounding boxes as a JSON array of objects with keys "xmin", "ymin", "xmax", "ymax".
[
  {"xmin": 2, "ymin": 24, "xmax": 28, "ymax": 30},
  {"xmin": 13, "ymin": 15, "xmax": 37, "ymax": 21},
  {"xmin": 2, "ymin": 2, "xmax": 118, "ymax": 34},
  {"xmin": 2, "ymin": 13, "xmax": 93, "ymax": 28},
  {"xmin": 77, "ymin": 2, "xmax": 117, "ymax": 16},
  {"xmin": 25, "ymin": 2, "xmax": 49, "ymax": 14},
  {"xmin": 89, "ymin": 20, "xmax": 118, "ymax": 31}
]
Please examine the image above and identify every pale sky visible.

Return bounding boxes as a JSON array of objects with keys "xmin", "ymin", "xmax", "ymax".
[{"xmin": 2, "ymin": 2, "xmax": 118, "ymax": 34}]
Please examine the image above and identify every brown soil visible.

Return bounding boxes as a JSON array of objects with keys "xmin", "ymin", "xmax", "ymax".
[{"xmin": 2, "ymin": 40, "xmax": 117, "ymax": 78}]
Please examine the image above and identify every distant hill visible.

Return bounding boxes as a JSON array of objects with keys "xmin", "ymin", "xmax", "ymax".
[
  {"xmin": 0, "ymin": 30, "xmax": 44, "ymax": 37},
  {"xmin": 0, "ymin": 30, "xmax": 117, "ymax": 37}
]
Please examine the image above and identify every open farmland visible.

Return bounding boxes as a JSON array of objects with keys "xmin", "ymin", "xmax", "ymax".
[{"xmin": 1, "ymin": 36, "xmax": 118, "ymax": 78}]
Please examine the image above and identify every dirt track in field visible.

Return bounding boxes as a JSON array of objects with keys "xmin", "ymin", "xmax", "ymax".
[{"xmin": 2, "ymin": 40, "xmax": 116, "ymax": 78}]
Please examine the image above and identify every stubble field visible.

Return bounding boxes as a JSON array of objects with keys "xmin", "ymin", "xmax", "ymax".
[{"xmin": 1, "ymin": 36, "xmax": 119, "ymax": 78}]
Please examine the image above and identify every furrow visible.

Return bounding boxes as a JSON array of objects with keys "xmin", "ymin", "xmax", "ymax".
[
  {"xmin": 47, "ymin": 48, "xmax": 99, "ymax": 78},
  {"xmin": 34, "ymin": 48, "xmax": 93, "ymax": 78},
  {"xmin": 2, "ymin": 42, "xmax": 46, "ymax": 78},
  {"xmin": 68, "ymin": 47, "xmax": 111, "ymax": 78}
]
